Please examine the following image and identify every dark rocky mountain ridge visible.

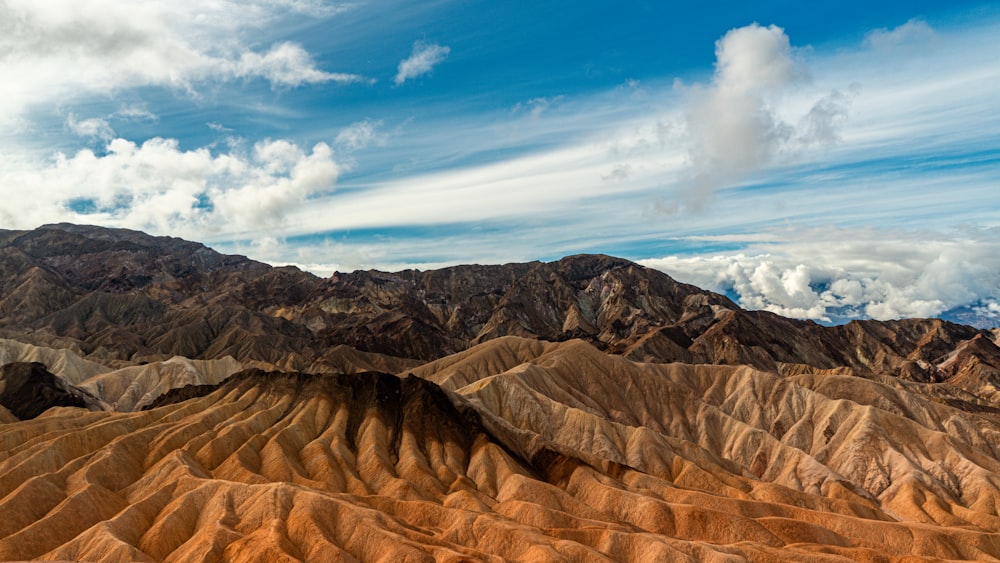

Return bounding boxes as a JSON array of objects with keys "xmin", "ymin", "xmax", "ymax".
[{"xmin": 1, "ymin": 223, "xmax": 998, "ymax": 396}]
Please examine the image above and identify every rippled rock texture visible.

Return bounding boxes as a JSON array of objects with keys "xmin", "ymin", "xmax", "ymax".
[{"xmin": 4, "ymin": 342, "xmax": 1000, "ymax": 560}]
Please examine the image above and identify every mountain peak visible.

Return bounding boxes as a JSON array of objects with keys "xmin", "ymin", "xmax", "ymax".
[{"xmin": 0, "ymin": 224, "xmax": 996, "ymax": 386}]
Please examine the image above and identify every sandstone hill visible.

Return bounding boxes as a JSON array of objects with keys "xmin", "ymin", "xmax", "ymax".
[{"xmin": 3, "ymin": 224, "xmax": 1000, "ymax": 561}]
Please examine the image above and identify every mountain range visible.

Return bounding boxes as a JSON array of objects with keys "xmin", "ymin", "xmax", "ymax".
[{"xmin": 3, "ymin": 223, "xmax": 1000, "ymax": 561}]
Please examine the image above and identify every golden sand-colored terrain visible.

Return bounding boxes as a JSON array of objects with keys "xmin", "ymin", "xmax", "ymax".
[{"xmin": 4, "ymin": 337, "xmax": 1000, "ymax": 561}]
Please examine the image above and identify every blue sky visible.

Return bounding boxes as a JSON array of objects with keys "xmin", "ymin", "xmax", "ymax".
[{"xmin": 1, "ymin": 0, "xmax": 999, "ymax": 323}]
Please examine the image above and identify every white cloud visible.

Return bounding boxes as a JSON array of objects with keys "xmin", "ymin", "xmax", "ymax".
[
  {"xmin": 66, "ymin": 115, "xmax": 115, "ymax": 140},
  {"xmin": 0, "ymin": 0, "xmax": 364, "ymax": 124},
  {"xmin": 335, "ymin": 120, "xmax": 386, "ymax": 151},
  {"xmin": 641, "ymin": 229, "xmax": 1000, "ymax": 322},
  {"xmin": 235, "ymin": 42, "xmax": 370, "ymax": 87},
  {"xmin": 394, "ymin": 41, "xmax": 450, "ymax": 85},
  {"xmin": 864, "ymin": 19, "xmax": 935, "ymax": 50},
  {"xmin": 0, "ymin": 137, "xmax": 339, "ymax": 241},
  {"xmin": 116, "ymin": 105, "xmax": 158, "ymax": 122},
  {"xmin": 975, "ymin": 303, "xmax": 1000, "ymax": 318},
  {"xmin": 678, "ymin": 23, "xmax": 852, "ymax": 203}
]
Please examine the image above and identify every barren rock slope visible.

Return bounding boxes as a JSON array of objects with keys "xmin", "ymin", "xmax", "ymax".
[
  {"xmin": 6, "ymin": 366, "xmax": 1000, "ymax": 561},
  {"xmin": 4, "ymin": 224, "xmax": 998, "ymax": 388}
]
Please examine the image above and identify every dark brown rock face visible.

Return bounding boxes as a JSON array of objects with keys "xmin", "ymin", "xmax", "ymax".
[
  {"xmin": 0, "ymin": 362, "xmax": 100, "ymax": 419},
  {"xmin": 1, "ymin": 225, "xmax": 740, "ymax": 364},
  {"xmin": 2, "ymin": 223, "xmax": 1000, "ymax": 398}
]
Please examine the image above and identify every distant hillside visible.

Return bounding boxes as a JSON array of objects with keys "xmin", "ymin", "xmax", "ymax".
[{"xmin": 2, "ymin": 223, "xmax": 999, "ymax": 394}]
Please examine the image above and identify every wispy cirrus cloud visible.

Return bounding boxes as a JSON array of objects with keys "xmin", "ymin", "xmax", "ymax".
[
  {"xmin": 262, "ymin": 0, "xmax": 358, "ymax": 18},
  {"xmin": 512, "ymin": 96, "xmax": 566, "ymax": 119},
  {"xmin": 234, "ymin": 42, "xmax": 371, "ymax": 87},
  {"xmin": 863, "ymin": 18, "xmax": 935, "ymax": 50},
  {"xmin": 335, "ymin": 120, "xmax": 387, "ymax": 152},
  {"xmin": 0, "ymin": 0, "xmax": 365, "ymax": 126},
  {"xmin": 394, "ymin": 41, "xmax": 450, "ymax": 85}
]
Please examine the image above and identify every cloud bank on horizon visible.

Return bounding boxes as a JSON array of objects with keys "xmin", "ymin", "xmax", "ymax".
[
  {"xmin": 641, "ymin": 230, "xmax": 1000, "ymax": 322},
  {"xmin": 0, "ymin": 1, "xmax": 998, "ymax": 325}
]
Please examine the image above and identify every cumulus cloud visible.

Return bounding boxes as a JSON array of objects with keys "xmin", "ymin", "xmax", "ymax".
[
  {"xmin": 641, "ymin": 229, "xmax": 1000, "ymax": 322},
  {"xmin": 678, "ymin": 23, "xmax": 853, "ymax": 203},
  {"xmin": 394, "ymin": 41, "xmax": 450, "ymax": 85},
  {"xmin": 0, "ymin": 136, "xmax": 339, "ymax": 239},
  {"xmin": 0, "ymin": 0, "xmax": 364, "ymax": 123}
]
